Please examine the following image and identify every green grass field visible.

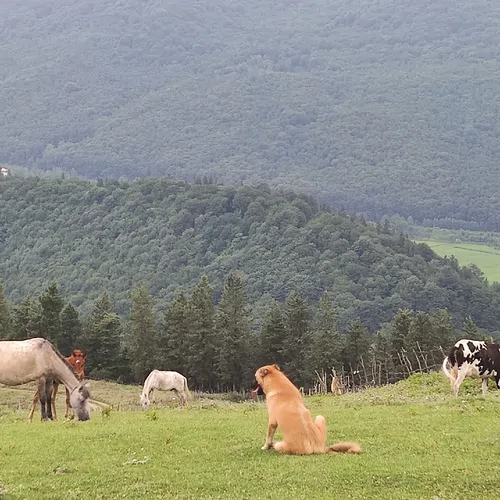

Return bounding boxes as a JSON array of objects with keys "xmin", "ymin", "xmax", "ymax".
[
  {"xmin": 416, "ymin": 240, "xmax": 500, "ymax": 283},
  {"xmin": 2, "ymin": 375, "xmax": 500, "ymax": 499}
]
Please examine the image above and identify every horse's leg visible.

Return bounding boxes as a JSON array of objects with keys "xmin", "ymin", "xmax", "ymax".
[
  {"xmin": 37, "ymin": 378, "xmax": 49, "ymax": 421},
  {"xmin": 28, "ymin": 390, "xmax": 39, "ymax": 423},
  {"xmin": 173, "ymin": 389, "xmax": 184, "ymax": 407},
  {"xmin": 65, "ymin": 387, "xmax": 71, "ymax": 418},
  {"xmin": 180, "ymin": 390, "xmax": 187, "ymax": 406},
  {"xmin": 52, "ymin": 382, "xmax": 59, "ymax": 421},
  {"xmin": 173, "ymin": 390, "xmax": 180, "ymax": 406},
  {"xmin": 45, "ymin": 379, "xmax": 54, "ymax": 420}
]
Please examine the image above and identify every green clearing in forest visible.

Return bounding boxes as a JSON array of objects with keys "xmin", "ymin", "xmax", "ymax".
[{"xmin": 417, "ymin": 239, "xmax": 500, "ymax": 282}]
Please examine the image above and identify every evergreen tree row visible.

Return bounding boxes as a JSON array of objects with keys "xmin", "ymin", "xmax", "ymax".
[{"xmin": 0, "ymin": 277, "xmax": 490, "ymax": 392}]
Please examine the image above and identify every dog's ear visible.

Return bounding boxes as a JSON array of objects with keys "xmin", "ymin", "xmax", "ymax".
[
  {"xmin": 71, "ymin": 349, "xmax": 77, "ymax": 357},
  {"xmin": 259, "ymin": 367, "xmax": 270, "ymax": 378},
  {"xmin": 273, "ymin": 364, "xmax": 281, "ymax": 371}
]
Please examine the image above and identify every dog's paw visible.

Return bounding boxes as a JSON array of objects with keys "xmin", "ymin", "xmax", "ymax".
[{"xmin": 261, "ymin": 443, "xmax": 273, "ymax": 450}]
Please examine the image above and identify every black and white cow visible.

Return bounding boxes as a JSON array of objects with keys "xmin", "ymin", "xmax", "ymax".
[{"xmin": 442, "ymin": 339, "xmax": 500, "ymax": 397}]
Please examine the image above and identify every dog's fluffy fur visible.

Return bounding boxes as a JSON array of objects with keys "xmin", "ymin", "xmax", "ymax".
[{"xmin": 255, "ymin": 364, "xmax": 361, "ymax": 455}]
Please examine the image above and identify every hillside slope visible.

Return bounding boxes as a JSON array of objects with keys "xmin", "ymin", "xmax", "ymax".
[
  {"xmin": 1, "ymin": 0, "xmax": 500, "ymax": 228},
  {"xmin": 1, "ymin": 177, "xmax": 499, "ymax": 331}
]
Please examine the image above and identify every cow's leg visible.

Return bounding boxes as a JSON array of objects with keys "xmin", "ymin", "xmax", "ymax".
[
  {"xmin": 495, "ymin": 374, "xmax": 500, "ymax": 390},
  {"xmin": 482, "ymin": 378, "xmax": 489, "ymax": 395},
  {"xmin": 452, "ymin": 367, "xmax": 468, "ymax": 397},
  {"xmin": 450, "ymin": 365, "xmax": 458, "ymax": 393},
  {"xmin": 28, "ymin": 390, "xmax": 39, "ymax": 423}
]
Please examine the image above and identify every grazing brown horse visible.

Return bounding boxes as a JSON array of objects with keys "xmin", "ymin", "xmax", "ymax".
[{"xmin": 28, "ymin": 349, "xmax": 86, "ymax": 422}]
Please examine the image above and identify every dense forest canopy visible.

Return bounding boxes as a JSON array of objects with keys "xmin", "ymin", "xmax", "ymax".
[
  {"xmin": 1, "ymin": 177, "xmax": 500, "ymax": 335},
  {"xmin": 2, "ymin": 0, "xmax": 500, "ymax": 228}
]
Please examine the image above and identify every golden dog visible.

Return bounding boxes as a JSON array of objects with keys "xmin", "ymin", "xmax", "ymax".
[{"xmin": 255, "ymin": 364, "xmax": 361, "ymax": 455}]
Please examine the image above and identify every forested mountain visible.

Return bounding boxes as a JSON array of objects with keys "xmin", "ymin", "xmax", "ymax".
[
  {"xmin": 2, "ymin": 0, "xmax": 500, "ymax": 228},
  {"xmin": 1, "ymin": 176, "xmax": 500, "ymax": 335}
]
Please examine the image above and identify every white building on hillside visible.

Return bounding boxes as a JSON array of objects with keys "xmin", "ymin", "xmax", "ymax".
[{"xmin": 0, "ymin": 167, "xmax": 8, "ymax": 177}]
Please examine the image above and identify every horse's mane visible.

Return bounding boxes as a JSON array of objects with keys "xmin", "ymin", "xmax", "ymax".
[{"xmin": 46, "ymin": 340, "xmax": 79, "ymax": 378}]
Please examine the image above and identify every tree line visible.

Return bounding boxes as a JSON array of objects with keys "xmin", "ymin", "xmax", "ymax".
[
  {"xmin": 3, "ymin": 177, "xmax": 500, "ymax": 338},
  {"xmin": 0, "ymin": 278, "xmax": 492, "ymax": 392}
]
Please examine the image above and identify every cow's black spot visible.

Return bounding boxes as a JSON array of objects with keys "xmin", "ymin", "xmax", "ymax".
[{"xmin": 467, "ymin": 341, "xmax": 477, "ymax": 353}]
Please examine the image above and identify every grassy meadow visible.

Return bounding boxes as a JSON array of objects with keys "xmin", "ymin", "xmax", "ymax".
[
  {"xmin": 417, "ymin": 240, "xmax": 500, "ymax": 282},
  {"xmin": 2, "ymin": 375, "xmax": 500, "ymax": 499}
]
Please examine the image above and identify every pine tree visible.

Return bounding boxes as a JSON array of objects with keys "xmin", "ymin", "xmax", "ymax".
[
  {"xmin": 39, "ymin": 281, "xmax": 64, "ymax": 348},
  {"xmin": 159, "ymin": 292, "xmax": 190, "ymax": 373},
  {"xmin": 82, "ymin": 292, "xmax": 123, "ymax": 379},
  {"xmin": 391, "ymin": 309, "xmax": 413, "ymax": 354},
  {"xmin": 90, "ymin": 312, "xmax": 123, "ymax": 379},
  {"xmin": 128, "ymin": 284, "xmax": 157, "ymax": 383},
  {"xmin": 0, "ymin": 283, "xmax": 12, "ymax": 340},
  {"xmin": 404, "ymin": 311, "xmax": 434, "ymax": 369},
  {"xmin": 309, "ymin": 292, "xmax": 343, "ymax": 375},
  {"xmin": 12, "ymin": 298, "xmax": 42, "ymax": 340},
  {"xmin": 405, "ymin": 311, "xmax": 433, "ymax": 352},
  {"xmin": 216, "ymin": 274, "xmax": 250, "ymax": 391},
  {"xmin": 372, "ymin": 326, "xmax": 397, "ymax": 384},
  {"xmin": 282, "ymin": 289, "xmax": 311, "ymax": 387},
  {"xmin": 429, "ymin": 309, "xmax": 454, "ymax": 352},
  {"xmin": 259, "ymin": 300, "xmax": 287, "ymax": 367},
  {"xmin": 187, "ymin": 276, "xmax": 216, "ymax": 390},
  {"xmin": 462, "ymin": 315, "xmax": 480, "ymax": 340},
  {"xmin": 342, "ymin": 318, "xmax": 371, "ymax": 374},
  {"xmin": 59, "ymin": 303, "xmax": 83, "ymax": 355}
]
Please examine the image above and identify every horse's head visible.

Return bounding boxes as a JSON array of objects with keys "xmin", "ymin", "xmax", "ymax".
[
  {"xmin": 70, "ymin": 384, "xmax": 91, "ymax": 421},
  {"xmin": 140, "ymin": 393, "xmax": 150, "ymax": 410},
  {"xmin": 69, "ymin": 349, "xmax": 86, "ymax": 373}
]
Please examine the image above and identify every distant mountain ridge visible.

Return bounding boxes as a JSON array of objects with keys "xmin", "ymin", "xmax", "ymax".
[{"xmin": 2, "ymin": 0, "xmax": 500, "ymax": 228}]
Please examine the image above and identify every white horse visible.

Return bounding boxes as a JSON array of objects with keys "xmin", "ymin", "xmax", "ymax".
[
  {"xmin": 140, "ymin": 370, "xmax": 192, "ymax": 409},
  {"xmin": 0, "ymin": 338, "xmax": 91, "ymax": 421}
]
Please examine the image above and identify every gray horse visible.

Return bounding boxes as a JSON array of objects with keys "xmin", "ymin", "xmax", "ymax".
[
  {"xmin": 0, "ymin": 338, "xmax": 90, "ymax": 421},
  {"xmin": 140, "ymin": 369, "xmax": 192, "ymax": 409}
]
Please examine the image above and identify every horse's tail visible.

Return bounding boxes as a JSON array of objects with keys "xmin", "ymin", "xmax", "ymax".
[{"xmin": 184, "ymin": 377, "xmax": 193, "ymax": 400}]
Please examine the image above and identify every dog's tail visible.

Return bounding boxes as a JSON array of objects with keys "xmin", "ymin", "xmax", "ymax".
[
  {"xmin": 442, "ymin": 356, "xmax": 455, "ymax": 382},
  {"xmin": 326, "ymin": 442, "xmax": 362, "ymax": 454}
]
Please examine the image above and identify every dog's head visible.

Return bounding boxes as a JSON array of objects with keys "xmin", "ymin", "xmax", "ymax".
[
  {"xmin": 254, "ymin": 364, "xmax": 281, "ymax": 394},
  {"xmin": 250, "ymin": 384, "xmax": 264, "ymax": 397}
]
